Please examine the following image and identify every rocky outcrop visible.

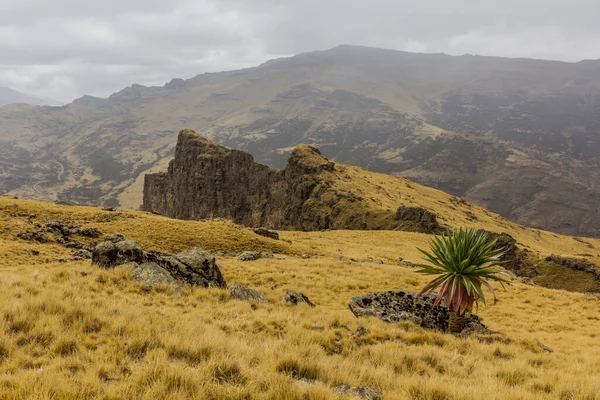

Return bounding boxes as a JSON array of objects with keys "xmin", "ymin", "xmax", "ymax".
[
  {"xmin": 229, "ymin": 284, "xmax": 270, "ymax": 303},
  {"xmin": 91, "ymin": 234, "xmax": 226, "ymax": 288},
  {"xmin": 545, "ymin": 255, "xmax": 600, "ymax": 280},
  {"xmin": 348, "ymin": 291, "xmax": 487, "ymax": 333},
  {"xmin": 253, "ymin": 228, "xmax": 279, "ymax": 240},
  {"xmin": 143, "ymin": 129, "xmax": 440, "ymax": 232}
]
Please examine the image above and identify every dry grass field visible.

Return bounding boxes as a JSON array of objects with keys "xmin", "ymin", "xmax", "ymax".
[{"xmin": 1, "ymin": 197, "xmax": 600, "ymax": 399}]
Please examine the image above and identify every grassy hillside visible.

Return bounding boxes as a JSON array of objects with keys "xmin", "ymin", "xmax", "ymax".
[{"xmin": 1, "ymin": 197, "xmax": 600, "ymax": 399}]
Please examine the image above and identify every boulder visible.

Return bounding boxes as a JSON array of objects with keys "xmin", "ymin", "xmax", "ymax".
[
  {"xmin": 348, "ymin": 290, "xmax": 486, "ymax": 333},
  {"xmin": 334, "ymin": 385, "xmax": 383, "ymax": 400},
  {"xmin": 132, "ymin": 262, "xmax": 179, "ymax": 288},
  {"xmin": 229, "ymin": 284, "xmax": 270, "ymax": 303},
  {"xmin": 281, "ymin": 291, "xmax": 315, "ymax": 307},
  {"xmin": 147, "ymin": 248, "xmax": 227, "ymax": 288},
  {"xmin": 253, "ymin": 227, "xmax": 280, "ymax": 240},
  {"xmin": 92, "ymin": 240, "xmax": 144, "ymax": 267},
  {"xmin": 238, "ymin": 251, "xmax": 262, "ymax": 261}
]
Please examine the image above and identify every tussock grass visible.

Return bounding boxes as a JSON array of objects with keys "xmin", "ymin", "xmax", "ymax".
[{"xmin": 0, "ymin": 198, "xmax": 599, "ymax": 398}]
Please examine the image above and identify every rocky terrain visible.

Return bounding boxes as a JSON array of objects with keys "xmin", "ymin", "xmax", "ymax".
[
  {"xmin": 144, "ymin": 129, "xmax": 443, "ymax": 232},
  {"xmin": 1, "ymin": 45, "xmax": 600, "ymax": 236}
]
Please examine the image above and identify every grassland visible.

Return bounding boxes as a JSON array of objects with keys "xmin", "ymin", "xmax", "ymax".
[{"xmin": 1, "ymin": 197, "xmax": 600, "ymax": 399}]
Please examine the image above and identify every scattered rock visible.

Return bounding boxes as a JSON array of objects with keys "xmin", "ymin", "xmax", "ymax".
[
  {"xmin": 336, "ymin": 255, "xmax": 385, "ymax": 264},
  {"xmin": 72, "ymin": 249, "xmax": 93, "ymax": 260},
  {"xmin": 301, "ymin": 254, "xmax": 313, "ymax": 259},
  {"xmin": 281, "ymin": 291, "xmax": 315, "ymax": 307},
  {"xmin": 538, "ymin": 342, "xmax": 553, "ymax": 353},
  {"xmin": 132, "ymin": 262, "xmax": 179, "ymax": 288},
  {"xmin": 104, "ymin": 233, "xmax": 127, "ymax": 243},
  {"xmin": 400, "ymin": 259, "xmax": 415, "ymax": 267},
  {"xmin": 26, "ymin": 249, "xmax": 40, "ymax": 256},
  {"xmin": 238, "ymin": 251, "xmax": 262, "ymax": 261},
  {"xmin": 57, "ymin": 258, "xmax": 68, "ymax": 263},
  {"xmin": 334, "ymin": 385, "xmax": 383, "ymax": 400},
  {"xmin": 229, "ymin": 284, "xmax": 270, "ymax": 303},
  {"xmin": 17, "ymin": 230, "xmax": 50, "ymax": 243},
  {"xmin": 79, "ymin": 227, "xmax": 102, "ymax": 238},
  {"xmin": 349, "ymin": 290, "xmax": 488, "ymax": 333},
  {"xmin": 253, "ymin": 227, "xmax": 279, "ymax": 240}
]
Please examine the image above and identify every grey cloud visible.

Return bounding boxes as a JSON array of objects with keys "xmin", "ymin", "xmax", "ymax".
[{"xmin": 0, "ymin": 0, "xmax": 598, "ymax": 102}]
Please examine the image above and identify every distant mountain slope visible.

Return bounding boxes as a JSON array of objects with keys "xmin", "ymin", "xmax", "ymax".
[
  {"xmin": 1, "ymin": 45, "xmax": 599, "ymax": 236},
  {"xmin": 0, "ymin": 87, "xmax": 63, "ymax": 107}
]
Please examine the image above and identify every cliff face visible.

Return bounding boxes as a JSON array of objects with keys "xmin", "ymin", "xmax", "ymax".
[
  {"xmin": 143, "ymin": 130, "xmax": 286, "ymax": 227},
  {"xmin": 143, "ymin": 129, "xmax": 443, "ymax": 232}
]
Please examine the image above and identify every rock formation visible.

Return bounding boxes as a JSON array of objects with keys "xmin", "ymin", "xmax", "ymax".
[
  {"xmin": 91, "ymin": 234, "xmax": 226, "ymax": 288},
  {"xmin": 348, "ymin": 291, "xmax": 487, "ymax": 333},
  {"xmin": 143, "ymin": 129, "xmax": 442, "ymax": 232}
]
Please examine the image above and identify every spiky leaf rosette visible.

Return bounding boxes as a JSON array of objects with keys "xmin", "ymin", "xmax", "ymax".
[{"xmin": 416, "ymin": 228, "xmax": 510, "ymax": 315}]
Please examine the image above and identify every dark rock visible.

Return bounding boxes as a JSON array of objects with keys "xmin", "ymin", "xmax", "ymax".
[
  {"xmin": 253, "ymin": 227, "xmax": 279, "ymax": 240},
  {"xmin": 79, "ymin": 227, "xmax": 102, "ymax": 238},
  {"xmin": 17, "ymin": 230, "xmax": 50, "ymax": 243},
  {"xmin": 334, "ymin": 385, "xmax": 383, "ymax": 400},
  {"xmin": 132, "ymin": 262, "xmax": 179, "ymax": 288},
  {"xmin": 105, "ymin": 233, "xmax": 127, "ymax": 243},
  {"xmin": 72, "ymin": 249, "xmax": 92, "ymax": 260},
  {"xmin": 229, "ymin": 284, "xmax": 270, "ymax": 303},
  {"xmin": 348, "ymin": 290, "xmax": 487, "ymax": 333},
  {"xmin": 65, "ymin": 241, "xmax": 86, "ymax": 249},
  {"xmin": 92, "ymin": 240, "xmax": 144, "ymax": 267},
  {"xmin": 395, "ymin": 206, "xmax": 443, "ymax": 234},
  {"xmin": 147, "ymin": 248, "xmax": 227, "ymax": 288},
  {"xmin": 545, "ymin": 255, "xmax": 600, "ymax": 280},
  {"xmin": 238, "ymin": 251, "xmax": 261, "ymax": 261},
  {"xmin": 26, "ymin": 249, "xmax": 40, "ymax": 256},
  {"xmin": 281, "ymin": 291, "xmax": 315, "ymax": 307}
]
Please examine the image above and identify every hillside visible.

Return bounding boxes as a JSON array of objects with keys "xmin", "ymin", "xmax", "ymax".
[
  {"xmin": 1, "ymin": 45, "xmax": 600, "ymax": 237},
  {"xmin": 0, "ymin": 87, "xmax": 63, "ymax": 107},
  {"xmin": 1, "ymin": 197, "xmax": 600, "ymax": 399}
]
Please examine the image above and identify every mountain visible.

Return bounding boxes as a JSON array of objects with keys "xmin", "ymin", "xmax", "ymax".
[
  {"xmin": 1, "ymin": 45, "xmax": 600, "ymax": 236},
  {"xmin": 0, "ymin": 86, "xmax": 63, "ymax": 107}
]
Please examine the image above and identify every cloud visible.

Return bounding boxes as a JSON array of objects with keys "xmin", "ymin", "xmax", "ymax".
[{"xmin": 0, "ymin": 0, "xmax": 598, "ymax": 102}]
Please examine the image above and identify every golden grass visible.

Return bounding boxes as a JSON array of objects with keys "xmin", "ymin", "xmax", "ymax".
[{"xmin": 1, "ymin": 198, "xmax": 600, "ymax": 399}]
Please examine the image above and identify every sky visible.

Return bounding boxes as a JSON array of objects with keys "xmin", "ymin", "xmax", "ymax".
[{"xmin": 1, "ymin": 0, "xmax": 598, "ymax": 103}]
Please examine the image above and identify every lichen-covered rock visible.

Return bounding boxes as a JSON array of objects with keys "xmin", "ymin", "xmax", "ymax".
[
  {"xmin": 334, "ymin": 385, "xmax": 383, "ymax": 400},
  {"xmin": 238, "ymin": 251, "xmax": 262, "ymax": 261},
  {"xmin": 72, "ymin": 249, "xmax": 92, "ymax": 260},
  {"xmin": 253, "ymin": 227, "xmax": 280, "ymax": 240},
  {"xmin": 17, "ymin": 230, "xmax": 50, "ymax": 243},
  {"xmin": 229, "ymin": 284, "xmax": 270, "ymax": 303},
  {"xmin": 281, "ymin": 291, "xmax": 315, "ymax": 307},
  {"xmin": 348, "ymin": 290, "xmax": 487, "ymax": 333},
  {"xmin": 79, "ymin": 227, "xmax": 102, "ymax": 238},
  {"xmin": 147, "ymin": 248, "xmax": 227, "ymax": 288},
  {"xmin": 132, "ymin": 262, "xmax": 179, "ymax": 288},
  {"xmin": 104, "ymin": 233, "xmax": 127, "ymax": 243},
  {"xmin": 92, "ymin": 240, "xmax": 144, "ymax": 267}
]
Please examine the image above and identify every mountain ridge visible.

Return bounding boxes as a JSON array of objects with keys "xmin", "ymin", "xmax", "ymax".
[{"xmin": 1, "ymin": 45, "xmax": 600, "ymax": 236}]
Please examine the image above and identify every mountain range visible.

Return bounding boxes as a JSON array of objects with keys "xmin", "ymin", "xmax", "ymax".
[
  {"xmin": 1, "ymin": 45, "xmax": 599, "ymax": 236},
  {"xmin": 0, "ymin": 86, "xmax": 63, "ymax": 107}
]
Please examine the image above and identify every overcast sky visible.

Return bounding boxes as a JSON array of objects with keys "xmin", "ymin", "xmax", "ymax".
[{"xmin": 1, "ymin": 0, "xmax": 598, "ymax": 103}]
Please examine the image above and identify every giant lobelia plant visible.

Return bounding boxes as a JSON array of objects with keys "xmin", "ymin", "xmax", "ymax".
[{"xmin": 416, "ymin": 228, "xmax": 510, "ymax": 333}]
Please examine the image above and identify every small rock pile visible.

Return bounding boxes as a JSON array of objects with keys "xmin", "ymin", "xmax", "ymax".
[
  {"xmin": 92, "ymin": 234, "xmax": 226, "ymax": 288},
  {"xmin": 349, "ymin": 290, "xmax": 487, "ymax": 333}
]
